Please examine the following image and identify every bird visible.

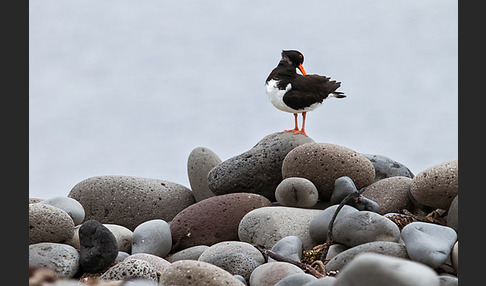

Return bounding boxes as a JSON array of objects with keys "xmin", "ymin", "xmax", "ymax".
[{"xmin": 265, "ymin": 50, "xmax": 346, "ymax": 136}]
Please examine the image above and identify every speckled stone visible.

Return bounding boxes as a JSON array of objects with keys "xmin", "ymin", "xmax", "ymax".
[
  {"xmin": 38, "ymin": 196, "xmax": 85, "ymax": 225},
  {"xmin": 208, "ymin": 132, "xmax": 314, "ymax": 201},
  {"xmin": 198, "ymin": 241, "xmax": 265, "ymax": 265},
  {"xmin": 160, "ymin": 260, "xmax": 246, "ymax": 286},
  {"xmin": 99, "ymin": 258, "xmax": 158, "ymax": 282},
  {"xmin": 363, "ymin": 153, "xmax": 414, "ymax": 182},
  {"xmin": 187, "ymin": 147, "xmax": 221, "ymax": 202},
  {"xmin": 362, "ymin": 176, "xmax": 413, "ymax": 214},
  {"xmin": 275, "ymin": 177, "xmax": 319, "ymax": 208},
  {"xmin": 201, "ymin": 253, "xmax": 259, "ymax": 281},
  {"xmin": 409, "ymin": 160, "xmax": 458, "ymax": 209},
  {"xmin": 29, "ymin": 203, "xmax": 75, "ymax": 244},
  {"xmin": 68, "ymin": 175, "xmax": 195, "ymax": 230},
  {"xmin": 282, "ymin": 142, "xmax": 375, "ymax": 200},
  {"xmin": 167, "ymin": 245, "xmax": 210, "ymax": 262},
  {"xmin": 249, "ymin": 262, "xmax": 305, "ymax": 286},
  {"xmin": 125, "ymin": 253, "xmax": 171, "ymax": 274},
  {"xmin": 29, "ymin": 242, "xmax": 80, "ymax": 278},
  {"xmin": 170, "ymin": 193, "xmax": 271, "ymax": 250}
]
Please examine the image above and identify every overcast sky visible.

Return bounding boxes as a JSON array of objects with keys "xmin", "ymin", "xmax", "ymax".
[{"xmin": 29, "ymin": 0, "xmax": 458, "ymax": 199}]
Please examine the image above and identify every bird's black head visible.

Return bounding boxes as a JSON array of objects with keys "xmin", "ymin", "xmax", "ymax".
[{"xmin": 281, "ymin": 50, "xmax": 306, "ymax": 75}]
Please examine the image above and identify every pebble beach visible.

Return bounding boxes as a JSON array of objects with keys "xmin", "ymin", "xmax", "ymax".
[{"xmin": 29, "ymin": 131, "xmax": 458, "ymax": 286}]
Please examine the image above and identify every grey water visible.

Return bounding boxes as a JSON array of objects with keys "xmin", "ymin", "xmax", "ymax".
[{"xmin": 29, "ymin": 0, "xmax": 458, "ymax": 198}]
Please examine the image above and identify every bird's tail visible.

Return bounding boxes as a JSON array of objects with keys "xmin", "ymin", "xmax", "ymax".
[{"xmin": 331, "ymin": 91, "xmax": 346, "ymax": 98}]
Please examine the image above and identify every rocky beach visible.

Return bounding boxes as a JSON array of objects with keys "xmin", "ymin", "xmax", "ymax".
[{"xmin": 29, "ymin": 132, "xmax": 458, "ymax": 286}]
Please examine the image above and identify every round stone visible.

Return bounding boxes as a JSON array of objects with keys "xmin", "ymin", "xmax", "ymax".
[
  {"xmin": 309, "ymin": 204, "xmax": 359, "ymax": 244},
  {"xmin": 363, "ymin": 153, "xmax": 414, "ymax": 182},
  {"xmin": 268, "ymin": 236, "xmax": 303, "ymax": 263},
  {"xmin": 99, "ymin": 258, "xmax": 158, "ymax": 282},
  {"xmin": 282, "ymin": 142, "xmax": 375, "ymax": 200},
  {"xmin": 362, "ymin": 176, "xmax": 413, "ymax": 214},
  {"xmin": 410, "ymin": 160, "xmax": 458, "ymax": 209},
  {"xmin": 68, "ymin": 175, "xmax": 195, "ymax": 230},
  {"xmin": 275, "ymin": 273, "xmax": 317, "ymax": 286},
  {"xmin": 167, "ymin": 245, "xmax": 210, "ymax": 263},
  {"xmin": 201, "ymin": 253, "xmax": 259, "ymax": 281},
  {"xmin": 29, "ymin": 242, "xmax": 80, "ymax": 278},
  {"xmin": 132, "ymin": 219, "xmax": 172, "ymax": 258},
  {"xmin": 125, "ymin": 253, "xmax": 171, "ymax": 273},
  {"xmin": 38, "ymin": 196, "xmax": 85, "ymax": 225},
  {"xmin": 447, "ymin": 195, "xmax": 458, "ymax": 233},
  {"xmin": 29, "ymin": 203, "xmax": 75, "ymax": 244},
  {"xmin": 249, "ymin": 262, "xmax": 304, "ymax": 286},
  {"xmin": 275, "ymin": 177, "xmax": 319, "ymax": 208},
  {"xmin": 103, "ymin": 224, "xmax": 133, "ymax": 253},
  {"xmin": 170, "ymin": 193, "xmax": 271, "ymax": 250},
  {"xmin": 198, "ymin": 241, "xmax": 265, "ymax": 265},
  {"xmin": 79, "ymin": 220, "xmax": 118, "ymax": 273},
  {"xmin": 187, "ymin": 147, "xmax": 221, "ymax": 202}
]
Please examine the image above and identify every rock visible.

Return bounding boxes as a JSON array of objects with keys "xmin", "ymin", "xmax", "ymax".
[
  {"xmin": 68, "ymin": 175, "xmax": 195, "ymax": 230},
  {"xmin": 451, "ymin": 241, "xmax": 458, "ymax": 274},
  {"xmin": 234, "ymin": 275, "xmax": 248, "ymax": 286},
  {"xmin": 29, "ymin": 242, "xmax": 80, "ymax": 278},
  {"xmin": 249, "ymin": 261, "xmax": 304, "ymax": 286},
  {"xmin": 201, "ymin": 253, "xmax": 259, "ymax": 282},
  {"xmin": 302, "ymin": 277, "xmax": 337, "ymax": 286},
  {"xmin": 122, "ymin": 280, "xmax": 159, "ymax": 286},
  {"xmin": 160, "ymin": 260, "xmax": 246, "ymax": 286},
  {"xmin": 309, "ymin": 204, "xmax": 358, "ymax": 244},
  {"xmin": 334, "ymin": 253, "xmax": 439, "ymax": 286},
  {"xmin": 268, "ymin": 236, "xmax": 303, "ymax": 263},
  {"xmin": 275, "ymin": 177, "xmax": 319, "ymax": 208},
  {"xmin": 167, "ymin": 245, "xmax": 209, "ymax": 262},
  {"xmin": 208, "ymin": 131, "xmax": 314, "ymax": 201},
  {"xmin": 187, "ymin": 147, "xmax": 222, "ymax": 202},
  {"xmin": 439, "ymin": 274, "xmax": 459, "ymax": 286},
  {"xmin": 170, "ymin": 193, "xmax": 271, "ymax": 250},
  {"xmin": 198, "ymin": 241, "xmax": 265, "ymax": 265},
  {"xmin": 115, "ymin": 251, "xmax": 129, "ymax": 262},
  {"xmin": 99, "ymin": 258, "xmax": 158, "ymax": 282},
  {"xmin": 363, "ymin": 153, "xmax": 414, "ymax": 182},
  {"xmin": 132, "ymin": 219, "xmax": 172, "ymax": 257},
  {"xmin": 409, "ymin": 160, "xmax": 458, "ymax": 209},
  {"xmin": 401, "ymin": 221, "xmax": 457, "ymax": 269},
  {"xmin": 324, "ymin": 244, "xmax": 348, "ymax": 260},
  {"xmin": 362, "ymin": 176, "xmax": 413, "ymax": 214},
  {"xmin": 238, "ymin": 206, "xmax": 322, "ymax": 249},
  {"xmin": 325, "ymin": 241, "xmax": 409, "ymax": 271},
  {"xmin": 275, "ymin": 273, "xmax": 317, "ymax": 286},
  {"xmin": 447, "ymin": 195, "xmax": 458, "ymax": 233},
  {"xmin": 282, "ymin": 142, "xmax": 375, "ymax": 200},
  {"xmin": 103, "ymin": 224, "xmax": 133, "ymax": 253},
  {"xmin": 332, "ymin": 211, "xmax": 401, "ymax": 247},
  {"xmin": 329, "ymin": 176, "xmax": 380, "ymax": 212},
  {"xmin": 79, "ymin": 220, "xmax": 118, "ymax": 273},
  {"xmin": 29, "ymin": 203, "xmax": 75, "ymax": 244},
  {"xmin": 125, "ymin": 253, "xmax": 171, "ymax": 273},
  {"xmin": 38, "ymin": 196, "xmax": 85, "ymax": 225}
]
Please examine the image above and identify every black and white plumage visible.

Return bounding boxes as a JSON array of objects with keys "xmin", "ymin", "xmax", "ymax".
[{"xmin": 265, "ymin": 50, "xmax": 345, "ymax": 136}]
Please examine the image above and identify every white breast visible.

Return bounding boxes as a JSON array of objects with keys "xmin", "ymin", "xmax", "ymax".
[{"xmin": 265, "ymin": 79, "xmax": 299, "ymax": 113}]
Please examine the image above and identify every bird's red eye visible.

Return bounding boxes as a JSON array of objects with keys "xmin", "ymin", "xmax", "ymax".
[{"xmin": 299, "ymin": 54, "xmax": 303, "ymax": 59}]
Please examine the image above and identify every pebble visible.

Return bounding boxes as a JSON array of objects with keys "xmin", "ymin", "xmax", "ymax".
[
  {"xmin": 167, "ymin": 245, "xmax": 209, "ymax": 262},
  {"xmin": 238, "ymin": 206, "xmax": 321, "ymax": 249},
  {"xmin": 29, "ymin": 242, "xmax": 80, "ymax": 278},
  {"xmin": 401, "ymin": 221, "xmax": 457, "ymax": 269},
  {"xmin": 115, "ymin": 251, "xmax": 129, "ymax": 262},
  {"xmin": 451, "ymin": 241, "xmax": 458, "ymax": 274},
  {"xmin": 132, "ymin": 219, "xmax": 172, "ymax": 257},
  {"xmin": 324, "ymin": 244, "xmax": 348, "ymax": 260},
  {"xmin": 329, "ymin": 176, "xmax": 380, "ymax": 212},
  {"xmin": 334, "ymin": 253, "xmax": 440, "ymax": 286},
  {"xmin": 309, "ymin": 204, "xmax": 358, "ymax": 244},
  {"xmin": 38, "ymin": 196, "xmax": 85, "ymax": 225},
  {"xmin": 68, "ymin": 175, "xmax": 195, "ymax": 230},
  {"xmin": 159, "ymin": 260, "xmax": 246, "ymax": 286},
  {"xmin": 208, "ymin": 131, "xmax": 314, "ymax": 201},
  {"xmin": 79, "ymin": 220, "xmax": 118, "ymax": 273},
  {"xmin": 439, "ymin": 274, "xmax": 459, "ymax": 286},
  {"xmin": 29, "ymin": 203, "xmax": 75, "ymax": 244},
  {"xmin": 332, "ymin": 211, "xmax": 401, "ymax": 247},
  {"xmin": 282, "ymin": 142, "xmax": 375, "ymax": 200},
  {"xmin": 409, "ymin": 159, "xmax": 458, "ymax": 209},
  {"xmin": 187, "ymin": 146, "xmax": 221, "ymax": 202},
  {"xmin": 198, "ymin": 241, "xmax": 265, "ymax": 265},
  {"xmin": 268, "ymin": 235, "xmax": 303, "ymax": 263},
  {"xmin": 275, "ymin": 177, "xmax": 319, "ymax": 208},
  {"xmin": 363, "ymin": 153, "xmax": 414, "ymax": 182},
  {"xmin": 200, "ymin": 253, "xmax": 259, "ymax": 282},
  {"xmin": 125, "ymin": 253, "xmax": 171, "ymax": 273},
  {"xmin": 170, "ymin": 193, "xmax": 271, "ymax": 250},
  {"xmin": 249, "ymin": 261, "xmax": 305, "ymax": 286},
  {"xmin": 302, "ymin": 277, "xmax": 337, "ymax": 286},
  {"xmin": 103, "ymin": 224, "xmax": 133, "ymax": 253},
  {"xmin": 275, "ymin": 273, "xmax": 317, "ymax": 286},
  {"xmin": 362, "ymin": 176, "xmax": 413, "ymax": 214},
  {"xmin": 447, "ymin": 195, "xmax": 458, "ymax": 233},
  {"xmin": 99, "ymin": 258, "xmax": 158, "ymax": 282},
  {"xmin": 325, "ymin": 241, "xmax": 409, "ymax": 271}
]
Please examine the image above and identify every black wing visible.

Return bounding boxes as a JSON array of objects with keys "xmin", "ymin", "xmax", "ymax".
[{"xmin": 283, "ymin": 74, "xmax": 342, "ymax": 110}]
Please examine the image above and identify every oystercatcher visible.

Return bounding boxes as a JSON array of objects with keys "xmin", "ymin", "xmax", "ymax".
[{"xmin": 265, "ymin": 50, "xmax": 345, "ymax": 136}]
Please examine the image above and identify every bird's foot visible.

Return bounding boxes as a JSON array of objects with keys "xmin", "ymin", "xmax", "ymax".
[
  {"xmin": 292, "ymin": 129, "xmax": 308, "ymax": 137},
  {"xmin": 284, "ymin": 128, "xmax": 299, "ymax": 133}
]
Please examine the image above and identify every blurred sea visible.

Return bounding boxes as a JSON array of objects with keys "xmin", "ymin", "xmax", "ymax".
[{"xmin": 29, "ymin": 0, "xmax": 458, "ymax": 198}]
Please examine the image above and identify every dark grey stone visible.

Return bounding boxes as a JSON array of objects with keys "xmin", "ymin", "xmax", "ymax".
[
  {"xmin": 363, "ymin": 153, "xmax": 414, "ymax": 182},
  {"xmin": 208, "ymin": 132, "xmax": 313, "ymax": 201},
  {"xmin": 329, "ymin": 176, "xmax": 380, "ymax": 213},
  {"xmin": 79, "ymin": 219, "xmax": 118, "ymax": 273},
  {"xmin": 268, "ymin": 236, "xmax": 303, "ymax": 263}
]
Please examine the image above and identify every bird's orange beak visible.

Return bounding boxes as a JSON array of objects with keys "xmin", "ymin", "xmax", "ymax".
[{"xmin": 298, "ymin": 64, "xmax": 307, "ymax": 75}]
